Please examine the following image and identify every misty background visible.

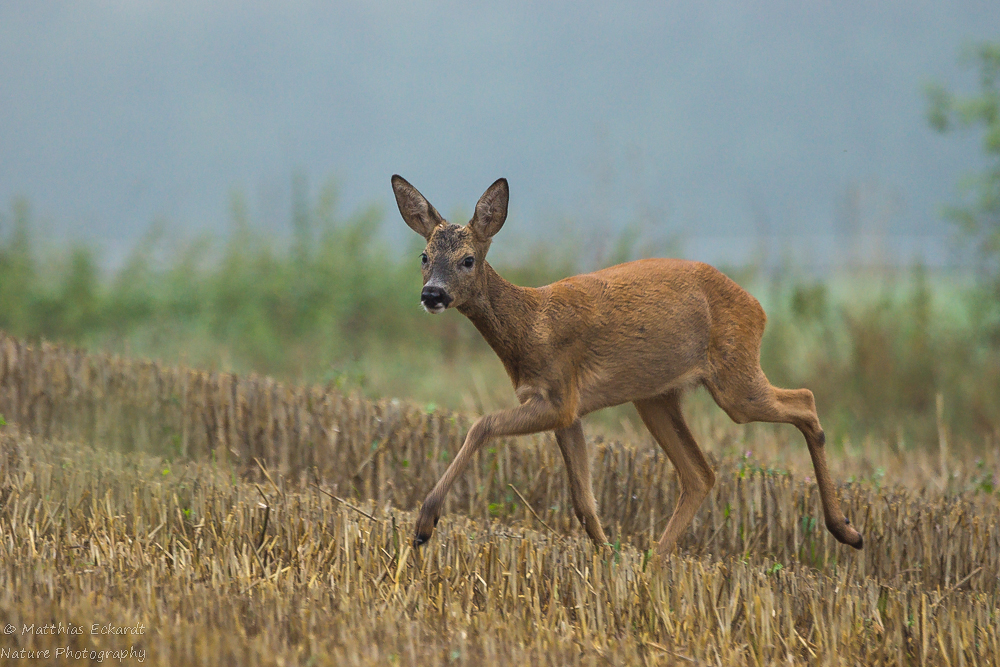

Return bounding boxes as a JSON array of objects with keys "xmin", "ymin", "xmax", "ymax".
[{"xmin": 2, "ymin": 1, "xmax": 998, "ymax": 270}]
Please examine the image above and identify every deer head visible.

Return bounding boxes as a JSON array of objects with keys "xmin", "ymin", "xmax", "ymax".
[{"xmin": 391, "ymin": 175, "xmax": 509, "ymax": 313}]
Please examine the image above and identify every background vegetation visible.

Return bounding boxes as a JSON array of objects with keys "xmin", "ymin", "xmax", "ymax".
[
  {"xmin": 1, "ymin": 45, "xmax": 998, "ymax": 448},
  {"xmin": 1, "ymin": 182, "xmax": 998, "ymax": 450}
]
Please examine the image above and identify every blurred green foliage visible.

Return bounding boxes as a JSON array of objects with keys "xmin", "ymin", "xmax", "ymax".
[
  {"xmin": 927, "ymin": 40, "xmax": 1000, "ymax": 338},
  {"xmin": 0, "ymin": 179, "xmax": 998, "ymax": 449},
  {"xmin": 0, "ymin": 183, "xmax": 574, "ymax": 407},
  {"xmin": 757, "ymin": 265, "xmax": 998, "ymax": 447}
]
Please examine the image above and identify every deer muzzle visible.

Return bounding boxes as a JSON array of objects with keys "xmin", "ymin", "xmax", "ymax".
[{"xmin": 421, "ymin": 285, "xmax": 452, "ymax": 313}]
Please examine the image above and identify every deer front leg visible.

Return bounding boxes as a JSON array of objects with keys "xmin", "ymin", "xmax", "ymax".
[
  {"xmin": 414, "ymin": 394, "xmax": 569, "ymax": 547},
  {"xmin": 555, "ymin": 420, "xmax": 608, "ymax": 546}
]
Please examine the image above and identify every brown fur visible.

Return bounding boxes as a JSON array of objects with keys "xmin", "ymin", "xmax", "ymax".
[{"xmin": 392, "ymin": 175, "xmax": 863, "ymax": 555}]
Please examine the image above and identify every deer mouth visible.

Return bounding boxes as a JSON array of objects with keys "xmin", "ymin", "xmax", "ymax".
[{"xmin": 421, "ymin": 302, "xmax": 447, "ymax": 314}]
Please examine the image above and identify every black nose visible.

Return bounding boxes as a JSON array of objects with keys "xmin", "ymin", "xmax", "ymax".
[{"xmin": 421, "ymin": 285, "xmax": 452, "ymax": 309}]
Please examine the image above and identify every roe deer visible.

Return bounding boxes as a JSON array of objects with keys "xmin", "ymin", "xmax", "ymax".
[{"xmin": 391, "ymin": 174, "xmax": 863, "ymax": 555}]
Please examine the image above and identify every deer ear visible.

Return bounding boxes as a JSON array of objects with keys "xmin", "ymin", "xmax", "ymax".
[
  {"xmin": 392, "ymin": 175, "xmax": 445, "ymax": 239},
  {"xmin": 469, "ymin": 178, "xmax": 508, "ymax": 241}
]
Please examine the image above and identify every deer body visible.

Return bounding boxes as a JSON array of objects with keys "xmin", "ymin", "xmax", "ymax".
[
  {"xmin": 392, "ymin": 175, "xmax": 864, "ymax": 555},
  {"xmin": 463, "ymin": 258, "xmax": 757, "ymax": 418}
]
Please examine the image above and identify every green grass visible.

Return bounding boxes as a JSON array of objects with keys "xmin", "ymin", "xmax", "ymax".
[{"xmin": 1, "ymin": 188, "xmax": 998, "ymax": 447}]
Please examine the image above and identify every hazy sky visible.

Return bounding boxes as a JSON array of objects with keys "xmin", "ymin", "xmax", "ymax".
[{"xmin": 1, "ymin": 1, "xmax": 997, "ymax": 267}]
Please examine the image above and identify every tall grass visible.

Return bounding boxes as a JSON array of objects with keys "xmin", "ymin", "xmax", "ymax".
[{"xmin": 1, "ymin": 188, "xmax": 997, "ymax": 446}]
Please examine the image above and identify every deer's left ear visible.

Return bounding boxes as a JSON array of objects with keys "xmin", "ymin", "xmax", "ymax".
[{"xmin": 468, "ymin": 178, "xmax": 508, "ymax": 241}]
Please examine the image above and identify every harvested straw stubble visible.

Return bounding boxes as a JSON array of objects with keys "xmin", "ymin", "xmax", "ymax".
[
  {"xmin": 0, "ymin": 434, "xmax": 997, "ymax": 666},
  {"xmin": 1, "ymin": 332, "xmax": 999, "ymax": 596}
]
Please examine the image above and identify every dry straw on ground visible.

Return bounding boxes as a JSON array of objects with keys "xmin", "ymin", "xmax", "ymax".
[
  {"xmin": 0, "ymin": 333, "xmax": 998, "ymax": 664},
  {"xmin": 0, "ymin": 433, "xmax": 997, "ymax": 666}
]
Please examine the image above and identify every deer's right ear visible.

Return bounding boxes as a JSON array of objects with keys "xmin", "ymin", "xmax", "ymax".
[{"xmin": 392, "ymin": 175, "xmax": 445, "ymax": 239}]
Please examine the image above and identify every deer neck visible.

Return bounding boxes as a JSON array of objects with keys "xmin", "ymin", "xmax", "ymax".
[{"xmin": 457, "ymin": 262, "xmax": 539, "ymax": 384}]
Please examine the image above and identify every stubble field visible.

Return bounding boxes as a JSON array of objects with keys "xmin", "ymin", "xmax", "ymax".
[{"xmin": 0, "ymin": 333, "xmax": 998, "ymax": 665}]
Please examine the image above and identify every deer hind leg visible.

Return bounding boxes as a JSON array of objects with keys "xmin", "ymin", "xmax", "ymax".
[
  {"xmin": 705, "ymin": 367, "xmax": 864, "ymax": 550},
  {"xmin": 554, "ymin": 420, "xmax": 608, "ymax": 546},
  {"xmin": 634, "ymin": 392, "xmax": 716, "ymax": 556}
]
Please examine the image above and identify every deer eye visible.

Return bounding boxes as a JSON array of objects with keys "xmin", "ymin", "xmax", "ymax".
[
  {"xmin": 420, "ymin": 253, "xmax": 428, "ymax": 265},
  {"xmin": 462, "ymin": 256, "xmax": 475, "ymax": 268}
]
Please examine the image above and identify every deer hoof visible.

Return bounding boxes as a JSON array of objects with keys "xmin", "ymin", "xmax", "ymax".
[
  {"xmin": 413, "ymin": 506, "xmax": 438, "ymax": 548},
  {"xmin": 827, "ymin": 517, "xmax": 864, "ymax": 550},
  {"xmin": 413, "ymin": 523, "xmax": 436, "ymax": 548}
]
